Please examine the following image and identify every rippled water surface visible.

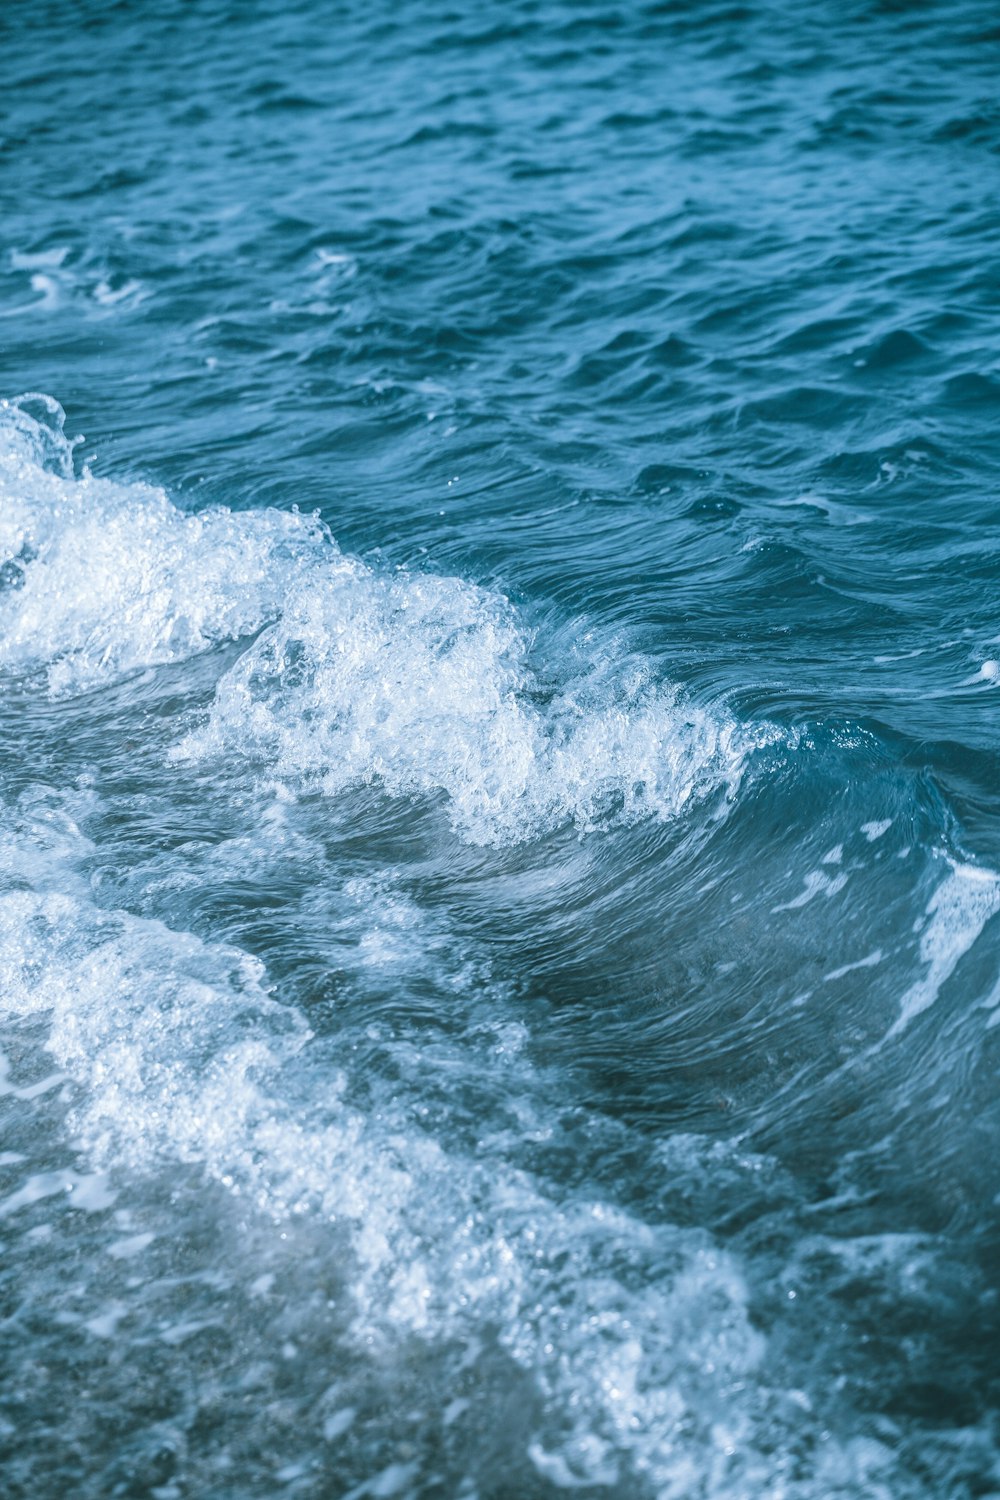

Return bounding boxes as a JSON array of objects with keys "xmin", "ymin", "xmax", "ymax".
[{"xmin": 2, "ymin": 2, "xmax": 1000, "ymax": 1496}]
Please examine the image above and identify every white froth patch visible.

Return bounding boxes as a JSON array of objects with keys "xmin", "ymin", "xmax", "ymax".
[
  {"xmin": 0, "ymin": 798, "xmax": 791, "ymax": 1497},
  {"xmin": 2, "ymin": 394, "xmax": 771, "ymax": 845},
  {"xmin": 772, "ymin": 867, "xmax": 848, "ymax": 912},
  {"xmin": 823, "ymin": 949, "xmax": 883, "ymax": 982},
  {"xmin": 890, "ymin": 861, "xmax": 1000, "ymax": 1035},
  {"xmin": 0, "ymin": 885, "xmax": 307, "ymax": 1171},
  {"xmin": 0, "ymin": 403, "xmax": 324, "ymax": 694},
  {"xmin": 2, "ymin": 783, "xmax": 973, "ymax": 1494},
  {"xmin": 0, "ymin": 1167, "xmax": 115, "ymax": 1220},
  {"xmin": 173, "ymin": 563, "xmax": 767, "ymax": 846}
]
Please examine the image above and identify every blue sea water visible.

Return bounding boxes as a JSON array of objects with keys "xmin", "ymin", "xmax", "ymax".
[{"xmin": 1, "ymin": 1, "xmax": 1000, "ymax": 1494}]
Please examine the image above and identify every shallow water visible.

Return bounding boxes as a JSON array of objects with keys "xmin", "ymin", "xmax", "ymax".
[{"xmin": 2, "ymin": 2, "xmax": 1000, "ymax": 1496}]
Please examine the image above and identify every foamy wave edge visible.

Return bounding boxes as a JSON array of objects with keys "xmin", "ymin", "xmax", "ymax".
[{"xmin": 0, "ymin": 393, "xmax": 782, "ymax": 845}]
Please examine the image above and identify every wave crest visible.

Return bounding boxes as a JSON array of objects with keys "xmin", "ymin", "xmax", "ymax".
[{"xmin": 1, "ymin": 394, "xmax": 775, "ymax": 844}]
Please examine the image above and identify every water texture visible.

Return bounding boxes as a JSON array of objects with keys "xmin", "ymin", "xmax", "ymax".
[{"xmin": 1, "ymin": 2, "xmax": 1000, "ymax": 1496}]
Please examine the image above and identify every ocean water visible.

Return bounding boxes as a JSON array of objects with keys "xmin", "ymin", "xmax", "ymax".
[{"xmin": 1, "ymin": 1, "xmax": 1000, "ymax": 1495}]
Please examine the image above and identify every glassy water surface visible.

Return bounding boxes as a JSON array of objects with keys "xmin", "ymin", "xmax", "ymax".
[{"xmin": 1, "ymin": 2, "xmax": 1000, "ymax": 1495}]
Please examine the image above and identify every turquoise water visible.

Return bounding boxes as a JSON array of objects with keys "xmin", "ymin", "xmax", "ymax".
[{"xmin": 2, "ymin": 3, "xmax": 1000, "ymax": 1495}]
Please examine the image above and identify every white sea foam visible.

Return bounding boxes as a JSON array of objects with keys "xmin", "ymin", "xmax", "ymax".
[
  {"xmin": 172, "ymin": 558, "xmax": 766, "ymax": 844},
  {"xmin": 6, "ymin": 250, "xmax": 148, "ymax": 318},
  {"xmin": 772, "ymin": 867, "xmax": 848, "ymax": 912},
  {"xmin": 890, "ymin": 860, "xmax": 1000, "ymax": 1035},
  {"xmin": 0, "ymin": 396, "xmax": 323, "ymax": 695},
  {"xmin": 0, "ymin": 395, "xmax": 772, "ymax": 846},
  {"xmin": 0, "ymin": 395, "xmax": 968, "ymax": 1493},
  {"xmin": 823, "ymin": 949, "xmax": 883, "ymax": 982},
  {"xmin": 0, "ymin": 787, "xmax": 829, "ymax": 1497},
  {"xmin": 0, "ymin": 875, "xmax": 895, "ymax": 1494}
]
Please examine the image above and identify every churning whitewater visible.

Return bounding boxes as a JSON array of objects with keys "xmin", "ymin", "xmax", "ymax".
[
  {"xmin": 1, "ymin": 396, "xmax": 769, "ymax": 842},
  {"xmin": 3, "ymin": 2, "xmax": 1000, "ymax": 1495},
  {"xmin": 2, "ymin": 393, "xmax": 1000, "ymax": 1498}
]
